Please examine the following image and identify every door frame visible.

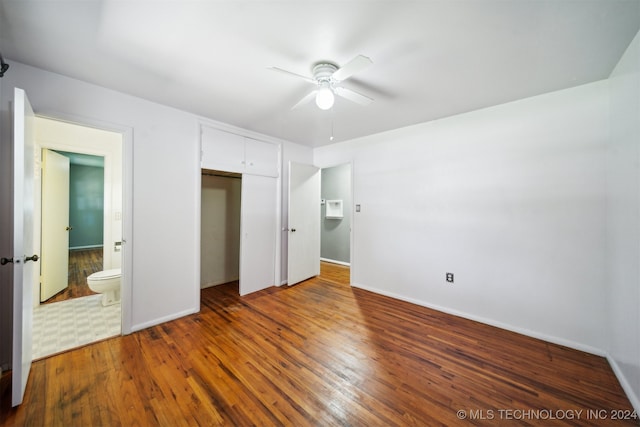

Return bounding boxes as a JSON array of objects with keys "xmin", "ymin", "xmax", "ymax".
[
  {"xmin": 35, "ymin": 111, "xmax": 134, "ymax": 334},
  {"xmin": 317, "ymin": 160, "xmax": 356, "ymax": 286}
]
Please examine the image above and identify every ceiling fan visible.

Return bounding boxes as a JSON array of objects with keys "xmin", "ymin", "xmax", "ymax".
[{"xmin": 270, "ymin": 54, "xmax": 374, "ymax": 110}]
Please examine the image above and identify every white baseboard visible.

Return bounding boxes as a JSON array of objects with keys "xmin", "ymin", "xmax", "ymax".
[
  {"xmin": 357, "ymin": 278, "xmax": 640, "ymax": 412},
  {"xmin": 351, "ymin": 282, "xmax": 606, "ymax": 357},
  {"xmin": 320, "ymin": 257, "xmax": 351, "ymax": 267},
  {"xmin": 130, "ymin": 307, "xmax": 199, "ymax": 333},
  {"xmin": 70, "ymin": 245, "xmax": 104, "ymax": 250},
  {"xmin": 607, "ymin": 354, "xmax": 640, "ymax": 413}
]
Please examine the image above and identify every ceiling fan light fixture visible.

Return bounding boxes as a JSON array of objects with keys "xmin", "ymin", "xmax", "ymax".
[{"xmin": 315, "ymin": 86, "xmax": 334, "ymax": 110}]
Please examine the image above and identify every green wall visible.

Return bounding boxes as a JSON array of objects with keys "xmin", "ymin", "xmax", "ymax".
[{"xmin": 66, "ymin": 161, "xmax": 104, "ymax": 248}]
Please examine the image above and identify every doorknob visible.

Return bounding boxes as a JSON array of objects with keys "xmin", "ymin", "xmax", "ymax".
[
  {"xmin": 1, "ymin": 257, "xmax": 13, "ymax": 265},
  {"xmin": 25, "ymin": 254, "xmax": 39, "ymax": 263}
]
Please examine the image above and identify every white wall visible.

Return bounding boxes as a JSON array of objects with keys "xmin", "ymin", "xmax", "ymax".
[
  {"xmin": 607, "ymin": 30, "xmax": 640, "ymax": 411},
  {"xmin": 315, "ymin": 81, "xmax": 610, "ymax": 353},
  {"xmin": 0, "ymin": 61, "xmax": 311, "ymax": 370},
  {"xmin": 200, "ymin": 174, "xmax": 241, "ymax": 288},
  {"xmin": 0, "ymin": 62, "xmax": 201, "ymax": 336}
]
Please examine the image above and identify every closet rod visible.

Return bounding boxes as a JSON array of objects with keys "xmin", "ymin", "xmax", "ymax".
[{"xmin": 201, "ymin": 172, "xmax": 242, "ymax": 179}]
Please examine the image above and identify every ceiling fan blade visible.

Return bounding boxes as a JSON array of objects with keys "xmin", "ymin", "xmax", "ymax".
[
  {"xmin": 334, "ymin": 87, "xmax": 374, "ymax": 106},
  {"xmin": 331, "ymin": 55, "xmax": 373, "ymax": 82},
  {"xmin": 291, "ymin": 90, "xmax": 318, "ymax": 110},
  {"xmin": 268, "ymin": 66, "xmax": 316, "ymax": 84}
]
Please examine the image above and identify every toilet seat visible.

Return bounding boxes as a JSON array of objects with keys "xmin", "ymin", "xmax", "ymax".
[{"xmin": 88, "ymin": 269, "xmax": 121, "ymax": 281}]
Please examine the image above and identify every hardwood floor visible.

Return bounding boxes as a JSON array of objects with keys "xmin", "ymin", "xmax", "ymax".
[
  {"xmin": 42, "ymin": 248, "xmax": 102, "ymax": 304},
  {"xmin": 1, "ymin": 262, "xmax": 637, "ymax": 426}
]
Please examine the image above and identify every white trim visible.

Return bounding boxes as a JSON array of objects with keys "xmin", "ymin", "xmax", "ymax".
[
  {"xmin": 274, "ymin": 144, "xmax": 282, "ymax": 287},
  {"xmin": 320, "ymin": 257, "xmax": 350, "ymax": 267},
  {"xmin": 351, "ymin": 282, "xmax": 607, "ymax": 357},
  {"xmin": 69, "ymin": 245, "xmax": 104, "ymax": 250},
  {"xmin": 194, "ymin": 121, "xmax": 202, "ymax": 313},
  {"xmin": 607, "ymin": 354, "xmax": 640, "ymax": 413},
  {"xmin": 130, "ymin": 308, "xmax": 199, "ymax": 333}
]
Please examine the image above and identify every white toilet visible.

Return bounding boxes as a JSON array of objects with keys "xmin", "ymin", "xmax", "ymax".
[{"xmin": 87, "ymin": 268, "xmax": 121, "ymax": 306}]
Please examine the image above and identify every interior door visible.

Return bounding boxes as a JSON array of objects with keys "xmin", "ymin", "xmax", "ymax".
[
  {"xmin": 11, "ymin": 88, "xmax": 37, "ymax": 406},
  {"xmin": 287, "ymin": 162, "xmax": 320, "ymax": 285},
  {"xmin": 40, "ymin": 149, "xmax": 70, "ymax": 301},
  {"xmin": 239, "ymin": 174, "xmax": 277, "ymax": 295}
]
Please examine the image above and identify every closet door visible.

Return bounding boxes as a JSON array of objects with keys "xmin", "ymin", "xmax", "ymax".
[
  {"xmin": 244, "ymin": 138, "xmax": 279, "ymax": 177},
  {"xmin": 201, "ymin": 126, "xmax": 245, "ymax": 173},
  {"xmin": 239, "ymin": 174, "xmax": 277, "ymax": 295}
]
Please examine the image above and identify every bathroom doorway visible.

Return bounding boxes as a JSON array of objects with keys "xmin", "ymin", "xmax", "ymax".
[
  {"xmin": 32, "ymin": 117, "xmax": 123, "ymax": 359},
  {"xmin": 320, "ymin": 163, "xmax": 352, "ymax": 268}
]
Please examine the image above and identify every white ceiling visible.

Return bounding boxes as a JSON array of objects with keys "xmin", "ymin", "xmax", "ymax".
[{"xmin": 1, "ymin": 1, "xmax": 639, "ymax": 147}]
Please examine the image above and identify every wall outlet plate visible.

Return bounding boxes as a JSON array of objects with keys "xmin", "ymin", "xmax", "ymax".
[{"xmin": 446, "ymin": 272, "xmax": 454, "ymax": 283}]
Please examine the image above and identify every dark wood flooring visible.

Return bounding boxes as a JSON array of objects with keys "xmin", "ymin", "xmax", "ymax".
[
  {"xmin": 41, "ymin": 248, "xmax": 102, "ymax": 304},
  {"xmin": 1, "ymin": 262, "xmax": 637, "ymax": 426}
]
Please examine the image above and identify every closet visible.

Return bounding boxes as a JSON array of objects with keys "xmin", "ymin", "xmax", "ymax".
[
  {"xmin": 200, "ymin": 125, "xmax": 279, "ymax": 295},
  {"xmin": 200, "ymin": 170, "xmax": 241, "ymax": 288}
]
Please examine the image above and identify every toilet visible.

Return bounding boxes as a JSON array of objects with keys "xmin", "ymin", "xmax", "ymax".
[{"xmin": 87, "ymin": 268, "xmax": 121, "ymax": 306}]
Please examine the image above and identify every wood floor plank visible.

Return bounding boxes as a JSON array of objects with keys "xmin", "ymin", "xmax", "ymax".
[
  {"xmin": 1, "ymin": 262, "xmax": 637, "ymax": 426},
  {"xmin": 42, "ymin": 248, "xmax": 101, "ymax": 304}
]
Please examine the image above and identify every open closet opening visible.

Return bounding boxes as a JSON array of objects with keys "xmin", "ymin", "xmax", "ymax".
[{"xmin": 200, "ymin": 169, "xmax": 242, "ymax": 294}]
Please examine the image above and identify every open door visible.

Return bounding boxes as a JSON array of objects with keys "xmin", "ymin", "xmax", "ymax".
[
  {"xmin": 40, "ymin": 149, "xmax": 70, "ymax": 301},
  {"xmin": 11, "ymin": 88, "xmax": 37, "ymax": 406},
  {"xmin": 287, "ymin": 162, "xmax": 320, "ymax": 286}
]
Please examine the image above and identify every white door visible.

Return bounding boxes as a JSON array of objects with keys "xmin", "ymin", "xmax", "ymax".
[
  {"xmin": 287, "ymin": 162, "xmax": 320, "ymax": 286},
  {"xmin": 40, "ymin": 149, "xmax": 70, "ymax": 301},
  {"xmin": 11, "ymin": 88, "xmax": 37, "ymax": 406},
  {"xmin": 239, "ymin": 174, "xmax": 277, "ymax": 295}
]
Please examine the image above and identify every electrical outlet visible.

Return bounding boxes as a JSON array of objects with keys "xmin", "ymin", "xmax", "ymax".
[{"xmin": 446, "ymin": 272, "xmax": 454, "ymax": 283}]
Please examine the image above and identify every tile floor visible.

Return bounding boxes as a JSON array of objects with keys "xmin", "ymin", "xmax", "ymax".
[{"xmin": 32, "ymin": 295, "xmax": 121, "ymax": 360}]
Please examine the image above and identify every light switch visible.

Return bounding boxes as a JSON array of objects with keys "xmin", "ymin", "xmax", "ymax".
[{"xmin": 355, "ymin": 204, "xmax": 361, "ymax": 212}]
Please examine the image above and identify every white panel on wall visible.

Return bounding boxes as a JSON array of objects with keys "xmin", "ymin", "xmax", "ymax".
[
  {"xmin": 245, "ymin": 137, "xmax": 279, "ymax": 177},
  {"xmin": 201, "ymin": 125, "xmax": 279, "ymax": 177},
  {"xmin": 201, "ymin": 126, "xmax": 245, "ymax": 173}
]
